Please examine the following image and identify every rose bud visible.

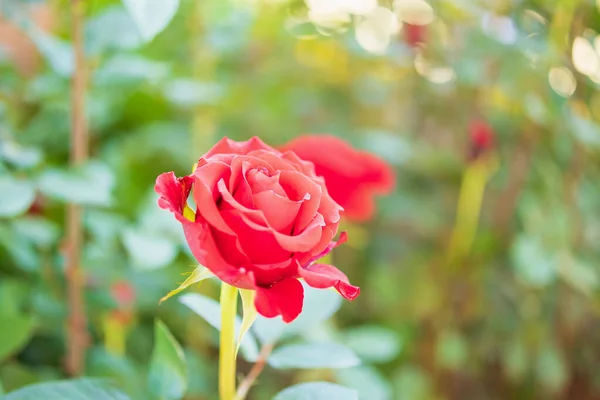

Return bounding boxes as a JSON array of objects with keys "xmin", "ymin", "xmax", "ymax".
[
  {"xmin": 280, "ymin": 135, "xmax": 395, "ymax": 222},
  {"xmin": 469, "ymin": 120, "xmax": 495, "ymax": 161},
  {"xmin": 155, "ymin": 137, "xmax": 359, "ymax": 323}
]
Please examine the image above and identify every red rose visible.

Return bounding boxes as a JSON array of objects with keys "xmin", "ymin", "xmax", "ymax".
[
  {"xmin": 155, "ymin": 137, "xmax": 359, "ymax": 322},
  {"xmin": 280, "ymin": 135, "xmax": 395, "ymax": 222}
]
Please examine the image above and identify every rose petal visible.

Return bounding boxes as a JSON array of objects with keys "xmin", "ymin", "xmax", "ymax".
[
  {"xmin": 246, "ymin": 170, "xmax": 288, "ymax": 199},
  {"xmin": 298, "ymin": 263, "xmax": 359, "ymax": 300},
  {"xmin": 183, "ymin": 222, "xmax": 253, "ymax": 289},
  {"xmin": 306, "ymin": 231, "xmax": 348, "ymax": 265},
  {"xmin": 253, "ymin": 190, "xmax": 301, "ymax": 233},
  {"xmin": 279, "ymin": 170, "xmax": 322, "ymax": 232},
  {"xmin": 193, "ymin": 162, "xmax": 235, "ymax": 235},
  {"xmin": 218, "ymin": 180, "xmax": 325, "ymax": 255},
  {"xmin": 204, "ymin": 136, "xmax": 276, "ymax": 159},
  {"xmin": 254, "ymin": 277, "xmax": 304, "ymax": 322},
  {"xmin": 155, "ymin": 172, "xmax": 194, "ymax": 223},
  {"xmin": 281, "ymin": 150, "xmax": 317, "ymax": 176},
  {"xmin": 281, "ymin": 135, "xmax": 395, "ymax": 222},
  {"xmin": 297, "ymin": 223, "xmax": 337, "ymax": 266}
]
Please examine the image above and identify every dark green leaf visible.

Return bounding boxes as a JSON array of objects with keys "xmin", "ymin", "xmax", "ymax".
[
  {"xmin": 148, "ymin": 320, "xmax": 188, "ymax": 400},
  {"xmin": 147, "ymin": 320, "xmax": 187, "ymax": 400},
  {"xmin": 0, "ymin": 314, "xmax": 35, "ymax": 362}
]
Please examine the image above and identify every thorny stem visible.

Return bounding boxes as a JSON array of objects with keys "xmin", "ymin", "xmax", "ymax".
[
  {"xmin": 219, "ymin": 283, "xmax": 239, "ymax": 400},
  {"xmin": 235, "ymin": 343, "xmax": 275, "ymax": 400},
  {"xmin": 65, "ymin": 0, "xmax": 88, "ymax": 376}
]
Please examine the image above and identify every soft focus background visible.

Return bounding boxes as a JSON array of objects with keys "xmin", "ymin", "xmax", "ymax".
[{"xmin": 1, "ymin": 0, "xmax": 600, "ymax": 399}]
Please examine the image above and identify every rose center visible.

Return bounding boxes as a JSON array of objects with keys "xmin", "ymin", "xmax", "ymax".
[{"xmin": 256, "ymin": 166, "xmax": 270, "ymax": 176}]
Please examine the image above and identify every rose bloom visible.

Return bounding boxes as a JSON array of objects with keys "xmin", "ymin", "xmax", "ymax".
[
  {"xmin": 155, "ymin": 137, "xmax": 359, "ymax": 322},
  {"xmin": 280, "ymin": 135, "xmax": 395, "ymax": 222}
]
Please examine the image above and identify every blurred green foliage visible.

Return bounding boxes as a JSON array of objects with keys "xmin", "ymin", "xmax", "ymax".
[{"xmin": 2, "ymin": 0, "xmax": 600, "ymax": 399}]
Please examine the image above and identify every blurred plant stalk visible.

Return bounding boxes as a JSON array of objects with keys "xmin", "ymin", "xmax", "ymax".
[
  {"xmin": 65, "ymin": 0, "xmax": 88, "ymax": 376},
  {"xmin": 190, "ymin": 0, "xmax": 216, "ymax": 154},
  {"xmin": 447, "ymin": 155, "xmax": 498, "ymax": 266}
]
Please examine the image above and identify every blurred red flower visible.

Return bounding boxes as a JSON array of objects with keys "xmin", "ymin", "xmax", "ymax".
[
  {"xmin": 280, "ymin": 135, "xmax": 395, "ymax": 222},
  {"xmin": 403, "ymin": 23, "xmax": 427, "ymax": 48},
  {"xmin": 110, "ymin": 280, "xmax": 136, "ymax": 308},
  {"xmin": 469, "ymin": 120, "xmax": 495, "ymax": 161},
  {"xmin": 155, "ymin": 137, "xmax": 358, "ymax": 322}
]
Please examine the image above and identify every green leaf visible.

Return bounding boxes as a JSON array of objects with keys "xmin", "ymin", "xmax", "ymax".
[
  {"xmin": 341, "ymin": 325, "xmax": 402, "ymax": 364},
  {"xmin": 86, "ymin": 5, "xmax": 143, "ymax": 55},
  {"xmin": 0, "ymin": 379, "xmax": 5, "ymax": 395},
  {"xmin": 122, "ymin": 0, "xmax": 180, "ymax": 42},
  {"xmin": 393, "ymin": 366, "xmax": 433, "ymax": 400},
  {"xmin": 0, "ymin": 141, "xmax": 42, "ymax": 169},
  {"xmin": 26, "ymin": 26, "xmax": 73, "ymax": 77},
  {"xmin": 37, "ymin": 163, "xmax": 114, "ymax": 206},
  {"xmin": 0, "ymin": 314, "xmax": 35, "ymax": 362},
  {"xmin": 12, "ymin": 217, "xmax": 60, "ymax": 249},
  {"xmin": 335, "ymin": 366, "xmax": 392, "ymax": 400},
  {"xmin": 164, "ymin": 80, "xmax": 225, "ymax": 107},
  {"xmin": 160, "ymin": 265, "xmax": 215, "ymax": 303},
  {"xmin": 0, "ymin": 177, "xmax": 35, "ymax": 218},
  {"xmin": 435, "ymin": 330, "xmax": 468, "ymax": 370},
  {"xmin": 503, "ymin": 337, "xmax": 529, "ymax": 383},
  {"xmin": 237, "ymin": 289, "xmax": 258, "ymax": 358},
  {"xmin": 273, "ymin": 382, "xmax": 358, "ymax": 400},
  {"xmin": 2, "ymin": 378, "xmax": 129, "ymax": 400},
  {"xmin": 122, "ymin": 228, "xmax": 177, "ymax": 270},
  {"xmin": 268, "ymin": 342, "xmax": 360, "ymax": 370},
  {"xmin": 511, "ymin": 235, "xmax": 556, "ymax": 288},
  {"xmin": 147, "ymin": 320, "xmax": 187, "ymax": 400},
  {"xmin": 253, "ymin": 282, "xmax": 342, "ymax": 344},
  {"xmin": 179, "ymin": 293, "xmax": 259, "ymax": 361},
  {"xmin": 535, "ymin": 341, "xmax": 568, "ymax": 393}
]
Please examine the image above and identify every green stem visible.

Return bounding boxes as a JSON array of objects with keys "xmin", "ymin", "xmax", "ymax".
[{"xmin": 219, "ymin": 282, "xmax": 238, "ymax": 400}]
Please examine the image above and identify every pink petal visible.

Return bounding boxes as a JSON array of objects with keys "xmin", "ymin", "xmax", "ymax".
[{"xmin": 204, "ymin": 136, "xmax": 276, "ymax": 159}]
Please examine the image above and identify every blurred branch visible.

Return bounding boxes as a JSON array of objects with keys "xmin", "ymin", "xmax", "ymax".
[
  {"xmin": 565, "ymin": 142, "xmax": 586, "ymax": 248},
  {"xmin": 65, "ymin": 0, "xmax": 88, "ymax": 376},
  {"xmin": 235, "ymin": 342, "xmax": 275, "ymax": 400},
  {"xmin": 492, "ymin": 128, "xmax": 536, "ymax": 239}
]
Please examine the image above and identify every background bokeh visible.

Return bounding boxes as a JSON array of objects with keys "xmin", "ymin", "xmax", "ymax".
[{"xmin": 1, "ymin": 0, "xmax": 600, "ymax": 399}]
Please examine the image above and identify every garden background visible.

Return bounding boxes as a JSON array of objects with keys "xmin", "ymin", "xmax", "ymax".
[{"xmin": 1, "ymin": 0, "xmax": 600, "ymax": 399}]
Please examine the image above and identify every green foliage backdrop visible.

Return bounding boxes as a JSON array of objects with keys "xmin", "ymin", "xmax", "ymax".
[{"xmin": 1, "ymin": 0, "xmax": 600, "ymax": 399}]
